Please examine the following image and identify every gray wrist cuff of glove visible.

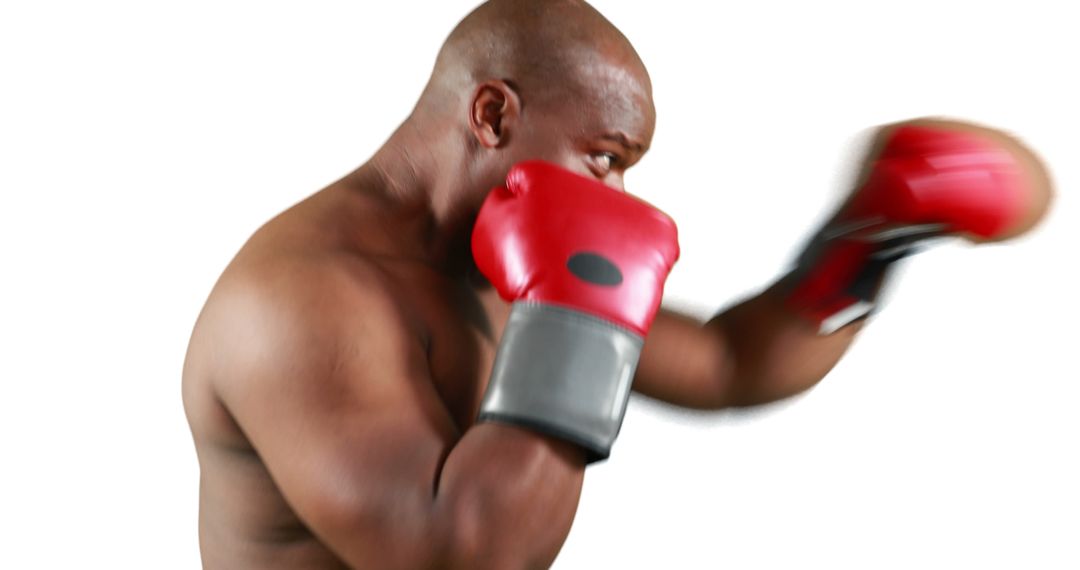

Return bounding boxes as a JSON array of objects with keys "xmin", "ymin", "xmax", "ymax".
[{"xmin": 477, "ymin": 302, "xmax": 643, "ymax": 464}]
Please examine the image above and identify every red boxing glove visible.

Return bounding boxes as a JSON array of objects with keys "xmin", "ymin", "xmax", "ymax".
[
  {"xmin": 472, "ymin": 160, "xmax": 680, "ymax": 337},
  {"xmin": 788, "ymin": 124, "xmax": 1034, "ymax": 334},
  {"xmin": 472, "ymin": 160, "xmax": 679, "ymax": 463}
]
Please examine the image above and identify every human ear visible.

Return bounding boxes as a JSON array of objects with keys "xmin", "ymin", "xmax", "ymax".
[{"xmin": 468, "ymin": 80, "xmax": 521, "ymax": 149}]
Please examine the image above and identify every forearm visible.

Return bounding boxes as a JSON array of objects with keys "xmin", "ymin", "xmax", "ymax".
[
  {"xmin": 707, "ymin": 276, "xmax": 863, "ymax": 407},
  {"xmin": 331, "ymin": 422, "xmax": 583, "ymax": 570},
  {"xmin": 303, "ymin": 416, "xmax": 584, "ymax": 570},
  {"xmin": 429, "ymin": 422, "xmax": 585, "ymax": 570},
  {"xmin": 633, "ymin": 277, "xmax": 863, "ymax": 410}
]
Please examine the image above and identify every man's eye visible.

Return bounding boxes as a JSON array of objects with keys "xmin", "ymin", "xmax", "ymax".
[{"xmin": 593, "ymin": 152, "xmax": 618, "ymax": 173}]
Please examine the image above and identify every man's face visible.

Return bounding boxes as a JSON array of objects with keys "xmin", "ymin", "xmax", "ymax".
[{"xmin": 512, "ymin": 57, "xmax": 656, "ymax": 192}]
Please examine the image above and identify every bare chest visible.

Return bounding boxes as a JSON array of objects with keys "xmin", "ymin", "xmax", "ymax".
[{"xmin": 396, "ymin": 272, "xmax": 511, "ymax": 432}]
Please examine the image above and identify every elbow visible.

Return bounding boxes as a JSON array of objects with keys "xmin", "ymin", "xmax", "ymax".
[
  {"xmin": 301, "ymin": 478, "xmax": 523, "ymax": 569},
  {"xmin": 435, "ymin": 510, "xmax": 487, "ymax": 569},
  {"xmin": 301, "ymin": 491, "xmax": 450, "ymax": 570},
  {"xmin": 429, "ymin": 486, "xmax": 510, "ymax": 570},
  {"xmin": 430, "ymin": 472, "xmax": 553, "ymax": 570}
]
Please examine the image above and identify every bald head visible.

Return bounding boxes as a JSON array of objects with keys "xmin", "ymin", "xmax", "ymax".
[
  {"xmin": 369, "ymin": 0, "xmax": 656, "ymax": 220},
  {"xmin": 420, "ymin": 0, "xmax": 651, "ymax": 113},
  {"xmin": 354, "ymin": 0, "xmax": 655, "ymax": 267}
]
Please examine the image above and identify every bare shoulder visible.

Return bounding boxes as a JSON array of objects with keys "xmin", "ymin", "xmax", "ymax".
[
  {"xmin": 183, "ymin": 239, "xmax": 457, "ymax": 447},
  {"xmin": 182, "ymin": 234, "xmax": 469, "ymax": 566}
]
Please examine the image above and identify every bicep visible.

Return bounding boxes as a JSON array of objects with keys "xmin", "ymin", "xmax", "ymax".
[
  {"xmin": 213, "ymin": 284, "xmax": 459, "ymax": 567},
  {"xmin": 207, "ymin": 260, "xmax": 587, "ymax": 568}
]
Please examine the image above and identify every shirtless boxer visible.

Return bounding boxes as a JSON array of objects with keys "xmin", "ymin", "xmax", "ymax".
[{"xmin": 182, "ymin": 0, "xmax": 1052, "ymax": 568}]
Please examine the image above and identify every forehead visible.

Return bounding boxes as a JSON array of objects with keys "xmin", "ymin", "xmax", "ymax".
[{"xmin": 566, "ymin": 53, "xmax": 655, "ymax": 146}]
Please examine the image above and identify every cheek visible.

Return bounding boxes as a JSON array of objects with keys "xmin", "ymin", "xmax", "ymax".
[
  {"xmin": 514, "ymin": 135, "xmax": 586, "ymax": 175},
  {"xmin": 549, "ymin": 154, "xmax": 594, "ymax": 179}
]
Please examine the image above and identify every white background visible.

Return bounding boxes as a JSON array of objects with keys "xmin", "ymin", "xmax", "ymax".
[{"xmin": 2, "ymin": 1, "xmax": 1077, "ymax": 568}]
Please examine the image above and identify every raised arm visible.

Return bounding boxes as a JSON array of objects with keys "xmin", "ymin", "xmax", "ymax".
[
  {"xmin": 212, "ymin": 262, "xmax": 585, "ymax": 570},
  {"xmin": 633, "ymin": 119, "xmax": 1051, "ymax": 411}
]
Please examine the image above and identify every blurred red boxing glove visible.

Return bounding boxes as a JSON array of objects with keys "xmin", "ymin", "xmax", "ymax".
[{"xmin": 787, "ymin": 123, "xmax": 1040, "ymax": 334}]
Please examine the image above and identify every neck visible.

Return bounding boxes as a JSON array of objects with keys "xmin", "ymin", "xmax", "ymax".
[{"xmin": 336, "ymin": 117, "xmax": 477, "ymax": 274}]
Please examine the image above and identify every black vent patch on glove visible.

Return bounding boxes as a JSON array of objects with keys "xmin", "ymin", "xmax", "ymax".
[{"xmin": 567, "ymin": 252, "xmax": 622, "ymax": 286}]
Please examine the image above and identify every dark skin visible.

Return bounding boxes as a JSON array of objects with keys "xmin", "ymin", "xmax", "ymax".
[{"xmin": 183, "ymin": 1, "xmax": 1052, "ymax": 568}]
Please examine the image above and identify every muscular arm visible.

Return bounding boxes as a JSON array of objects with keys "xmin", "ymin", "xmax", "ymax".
[
  {"xmin": 633, "ymin": 119, "xmax": 1052, "ymax": 411},
  {"xmin": 209, "ymin": 258, "xmax": 585, "ymax": 570},
  {"xmin": 632, "ymin": 277, "xmax": 863, "ymax": 410}
]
